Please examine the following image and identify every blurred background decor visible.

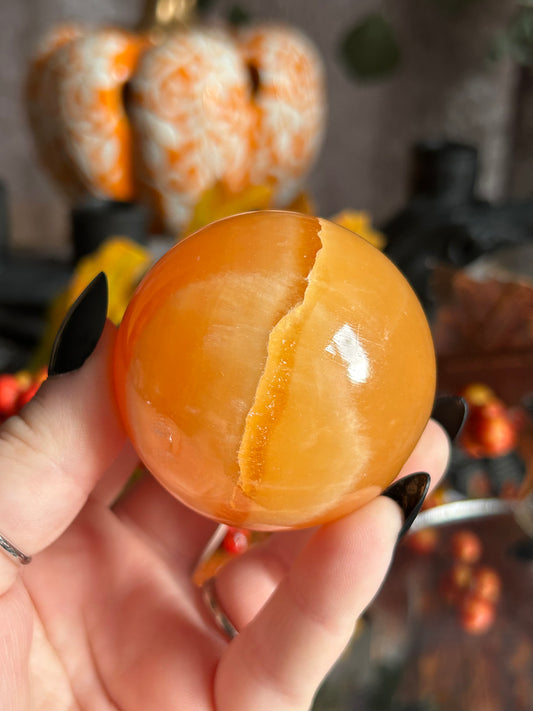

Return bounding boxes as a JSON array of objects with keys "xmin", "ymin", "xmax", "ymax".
[
  {"xmin": 25, "ymin": 0, "xmax": 326, "ymax": 236},
  {"xmin": 4, "ymin": 0, "xmax": 533, "ymax": 253}
]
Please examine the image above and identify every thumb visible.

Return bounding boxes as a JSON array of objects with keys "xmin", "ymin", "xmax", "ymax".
[{"xmin": 0, "ymin": 274, "xmax": 128, "ymax": 591}]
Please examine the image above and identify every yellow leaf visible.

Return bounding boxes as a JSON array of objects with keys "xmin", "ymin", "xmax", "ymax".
[
  {"xmin": 286, "ymin": 191, "xmax": 315, "ymax": 215},
  {"xmin": 33, "ymin": 237, "xmax": 152, "ymax": 367},
  {"xmin": 330, "ymin": 209, "xmax": 386, "ymax": 250},
  {"xmin": 182, "ymin": 182, "xmax": 274, "ymax": 237}
]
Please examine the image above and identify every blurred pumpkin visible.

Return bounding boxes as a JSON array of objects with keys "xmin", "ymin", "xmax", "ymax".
[{"xmin": 26, "ymin": 0, "xmax": 326, "ymax": 235}]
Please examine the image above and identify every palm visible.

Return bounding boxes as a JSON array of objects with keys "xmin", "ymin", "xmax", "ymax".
[
  {"xmin": 22, "ymin": 478, "xmax": 229, "ymax": 710},
  {"xmin": 6, "ymin": 418, "xmax": 449, "ymax": 711}
]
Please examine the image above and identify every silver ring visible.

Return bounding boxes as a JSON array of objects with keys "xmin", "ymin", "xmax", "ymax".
[
  {"xmin": 201, "ymin": 577, "xmax": 238, "ymax": 640},
  {"xmin": 0, "ymin": 532, "xmax": 32, "ymax": 565}
]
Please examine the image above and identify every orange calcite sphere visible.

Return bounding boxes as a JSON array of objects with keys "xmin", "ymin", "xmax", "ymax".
[{"xmin": 113, "ymin": 211, "xmax": 436, "ymax": 529}]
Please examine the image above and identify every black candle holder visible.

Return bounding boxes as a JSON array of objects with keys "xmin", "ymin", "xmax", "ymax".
[
  {"xmin": 383, "ymin": 140, "xmax": 533, "ymax": 313},
  {"xmin": 71, "ymin": 198, "xmax": 150, "ymax": 263}
]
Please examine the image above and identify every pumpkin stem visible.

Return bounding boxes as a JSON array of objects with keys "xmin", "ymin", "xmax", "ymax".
[{"xmin": 139, "ymin": 0, "xmax": 197, "ymax": 34}]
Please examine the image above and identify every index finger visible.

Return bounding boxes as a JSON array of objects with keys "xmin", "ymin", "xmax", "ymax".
[{"xmin": 0, "ymin": 320, "xmax": 128, "ymax": 591}]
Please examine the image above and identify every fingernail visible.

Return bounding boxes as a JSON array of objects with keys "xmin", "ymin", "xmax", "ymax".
[
  {"xmin": 382, "ymin": 472, "xmax": 430, "ymax": 540},
  {"xmin": 432, "ymin": 395, "xmax": 467, "ymax": 442},
  {"xmin": 48, "ymin": 272, "xmax": 108, "ymax": 376}
]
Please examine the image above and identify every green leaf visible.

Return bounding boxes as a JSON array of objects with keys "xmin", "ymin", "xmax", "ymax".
[
  {"xmin": 340, "ymin": 13, "xmax": 401, "ymax": 81},
  {"xmin": 506, "ymin": 6, "xmax": 533, "ymax": 65}
]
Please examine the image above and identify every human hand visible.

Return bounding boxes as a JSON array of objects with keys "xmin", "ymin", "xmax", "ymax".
[{"xmin": 0, "ymin": 274, "xmax": 458, "ymax": 711}]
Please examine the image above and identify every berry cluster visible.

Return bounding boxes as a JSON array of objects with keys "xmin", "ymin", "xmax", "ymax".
[
  {"xmin": 407, "ymin": 524, "xmax": 502, "ymax": 636},
  {"xmin": 440, "ymin": 529, "xmax": 501, "ymax": 635},
  {"xmin": 459, "ymin": 383, "xmax": 519, "ymax": 459}
]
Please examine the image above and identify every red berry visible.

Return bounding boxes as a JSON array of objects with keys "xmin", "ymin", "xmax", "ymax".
[
  {"xmin": 16, "ymin": 380, "xmax": 41, "ymax": 410},
  {"xmin": 459, "ymin": 593, "xmax": 495, "ymax": 635},
  {"xmin": 470, "ymin": 566, "xmax": 501, "ymax": 604},
  {"xmin": 222, "ymin": 527, "xmax": 251, "ymax": 555},
  {"xmin": 459, "ymin": 384, "xmax": 518, "ymax": 458},
  {"xmin": 440, "ymin": 563, "xmax": 472, "ymax": 605},
  {"xmin": 479, "ymin": 415, "xmax": 517, "ymax": 457},
  {"xmin": 480, "ymin": 401, "xmax": 507, "ymax": 419},
  {"xmin": 450, "ymin": 529, "xmax": 482, "ymax": 564},
  {"xmin": 406, "ymin": 527, "xmax": 439, "ymax": 554},
  {"xmin": 0, "ymin": 374, "xmax": 21, "ymax": 418}
]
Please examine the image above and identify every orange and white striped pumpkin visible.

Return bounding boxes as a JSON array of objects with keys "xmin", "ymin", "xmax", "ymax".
[{"xmin": 26, "ymin": 18, "xmax": 326, "ymax": 234}]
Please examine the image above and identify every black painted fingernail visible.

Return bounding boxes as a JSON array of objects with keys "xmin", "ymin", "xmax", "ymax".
[
  {"xmin": 48, "ymin": 272, "xmax": 108, "ymax": 376},
  {"xmin": 432, "ymin": 395, "xmax": 467, "ymax": 442},
  {"xmin": 382, "ymin": 472, "xmax": 430, "ymax": 540}
]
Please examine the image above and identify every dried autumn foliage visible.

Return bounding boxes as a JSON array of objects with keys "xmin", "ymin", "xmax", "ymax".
[{"xmin": 432, "ymin": 267, "xmax": 533, "ymax": 404}]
